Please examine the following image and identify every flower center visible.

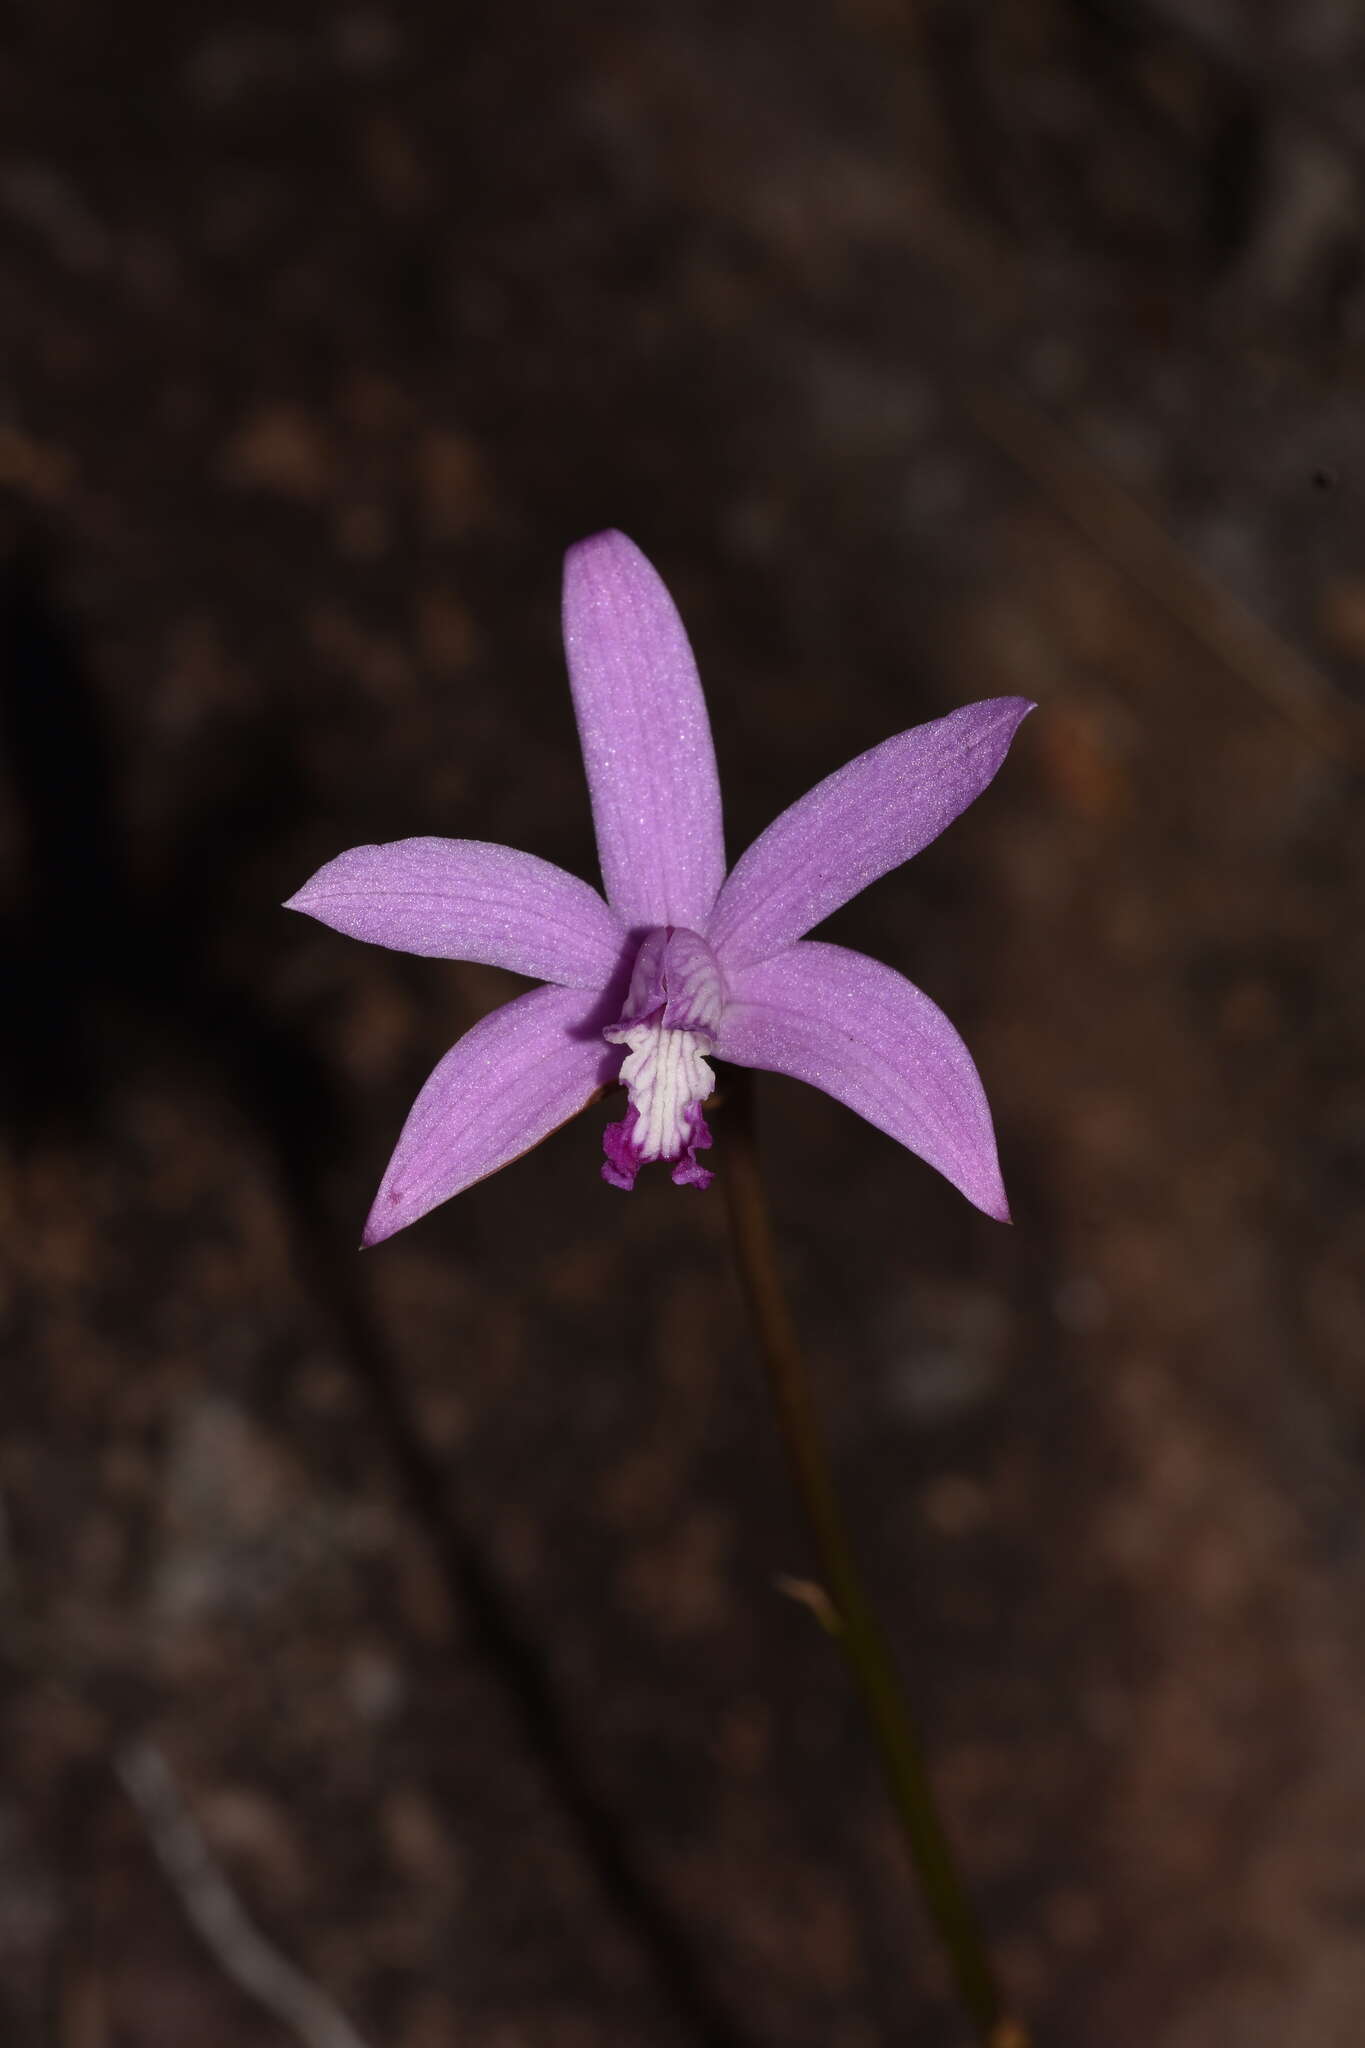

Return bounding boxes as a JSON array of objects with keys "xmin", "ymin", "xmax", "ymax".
[{"xmin": 601, "ymin": 926, "xmax": 725, "ymax": 1190}]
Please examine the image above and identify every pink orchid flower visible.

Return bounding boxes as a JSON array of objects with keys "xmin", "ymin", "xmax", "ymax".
[{"xmin": 287, "ymin": 532, "xmax": 1032, "ymax": 1244}]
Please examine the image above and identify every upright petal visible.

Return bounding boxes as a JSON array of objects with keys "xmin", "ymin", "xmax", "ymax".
[
  {"xmin": 363, "ymin": 983, "xmax": 619, "ymax": 1243},
  {"xmin": 707, "ymin": 699, "xmax": 1033, "ymax": 970},
  {"xmin": 562, "ymin": 531, "xmax": 726, "ymax": 931},
  {"xmin": 714, "ymin": 941, "xmax": 1010, "ymax": 1220},
  {"xmin": 286, "ymin": 839, "xmax": 627, "ymax": 991}
]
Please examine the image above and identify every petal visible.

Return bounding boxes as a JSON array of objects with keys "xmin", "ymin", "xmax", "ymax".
[
  {"xmin": 285, "ymin": 838, "xmax": 627, "ymax": 991},
  {"xmin": 714, "ymin": 941, "xmax": 1009, "ymax": 1220},
  {"xmin": 363, "ymin": 982, "xmax": 619, "ymax": 1243},
  {"xmin": 706, "ymin": 699, "xmax": 1034, "ymax": 970},
  {"xmin": 561, "ymin": 531, "xmax": 726, "ymax": 931}
]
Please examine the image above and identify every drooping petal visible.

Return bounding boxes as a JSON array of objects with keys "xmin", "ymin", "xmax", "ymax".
[
  {"xmin": 714, "ymin": 940, "xmax": 1010, "ymax": 1220},
  {"xmin": 363, "ymin": 983, "xmax": 619, "ymax": 1244},
  {"xmin": 285, "ymin": 838, "xmax": 627, "ymax": 991},
  {"xmin": 706, "ymin": 699, "xmax": 1034, "ymax": 971},
  {"xmin": 561, "ymin": 531, "xmax": 726, "ymax": 931}
]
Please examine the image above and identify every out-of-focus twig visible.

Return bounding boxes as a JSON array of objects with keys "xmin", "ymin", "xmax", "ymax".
[
  {"xmin": 968, "ymin": 384, "xmax": 1365, "ymax": 759},
  {"xmin": 114, "ymin": 1739, "xmax": 373, "ymax": 2048},
  {"xmin": 3, "ymin": 1485, "xmax": 371, "ymax": 2048}
]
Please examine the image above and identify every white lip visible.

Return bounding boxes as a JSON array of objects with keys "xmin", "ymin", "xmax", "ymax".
[{"xmin": 609, "ymin": 1019, "xmax": 715, "ymax": 1164}]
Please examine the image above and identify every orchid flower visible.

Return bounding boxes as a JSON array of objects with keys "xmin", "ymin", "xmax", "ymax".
[{"xmin": 287, "ymin": 533, "xmax": 1032, "ymax": 1244}]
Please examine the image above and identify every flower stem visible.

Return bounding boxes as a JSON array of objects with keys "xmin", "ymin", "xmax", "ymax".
[{"xmin": 718, "ymin": 1068, "xmax": 1027, "ymax": 2048}]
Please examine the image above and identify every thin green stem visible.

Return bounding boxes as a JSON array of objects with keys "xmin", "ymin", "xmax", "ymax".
[{"xmin": 719, "ymin": 1068, "xmax": 1028, "ymax": 2048}]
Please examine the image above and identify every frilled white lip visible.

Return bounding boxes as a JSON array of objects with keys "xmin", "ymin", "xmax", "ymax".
[
  {"xmin": 605, "ymin": 1023, "xmax": 713, "ymax": 1167},
  {"xmin": 601, "ymin": 925, "xmax": 724, "ymax": 1191}
]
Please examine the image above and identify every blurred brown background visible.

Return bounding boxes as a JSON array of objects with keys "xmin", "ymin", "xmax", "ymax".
[{"xmin": 4, "ymin": 2, "xmax": 1365, "ymax": 2044}]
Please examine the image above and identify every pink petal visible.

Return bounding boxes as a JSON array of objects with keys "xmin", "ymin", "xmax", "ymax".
[
  {"xmin": 706, "ymin": 699, "xmax": 1034, "ymax": 970},
  {"xmin": 363, "ymin": 983, "xmax": 619, "ymax": 1243},
  {"xmin": 562, "ymin": 531, "xmax": 726, "ymax": 932},
  {"xmin": 285, "ymin": 838, "xmax": 627, "ymax": 991},
  {"xmin": 714, "ymin": 941, "xmax": 1010, "ymax": 1220}
]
